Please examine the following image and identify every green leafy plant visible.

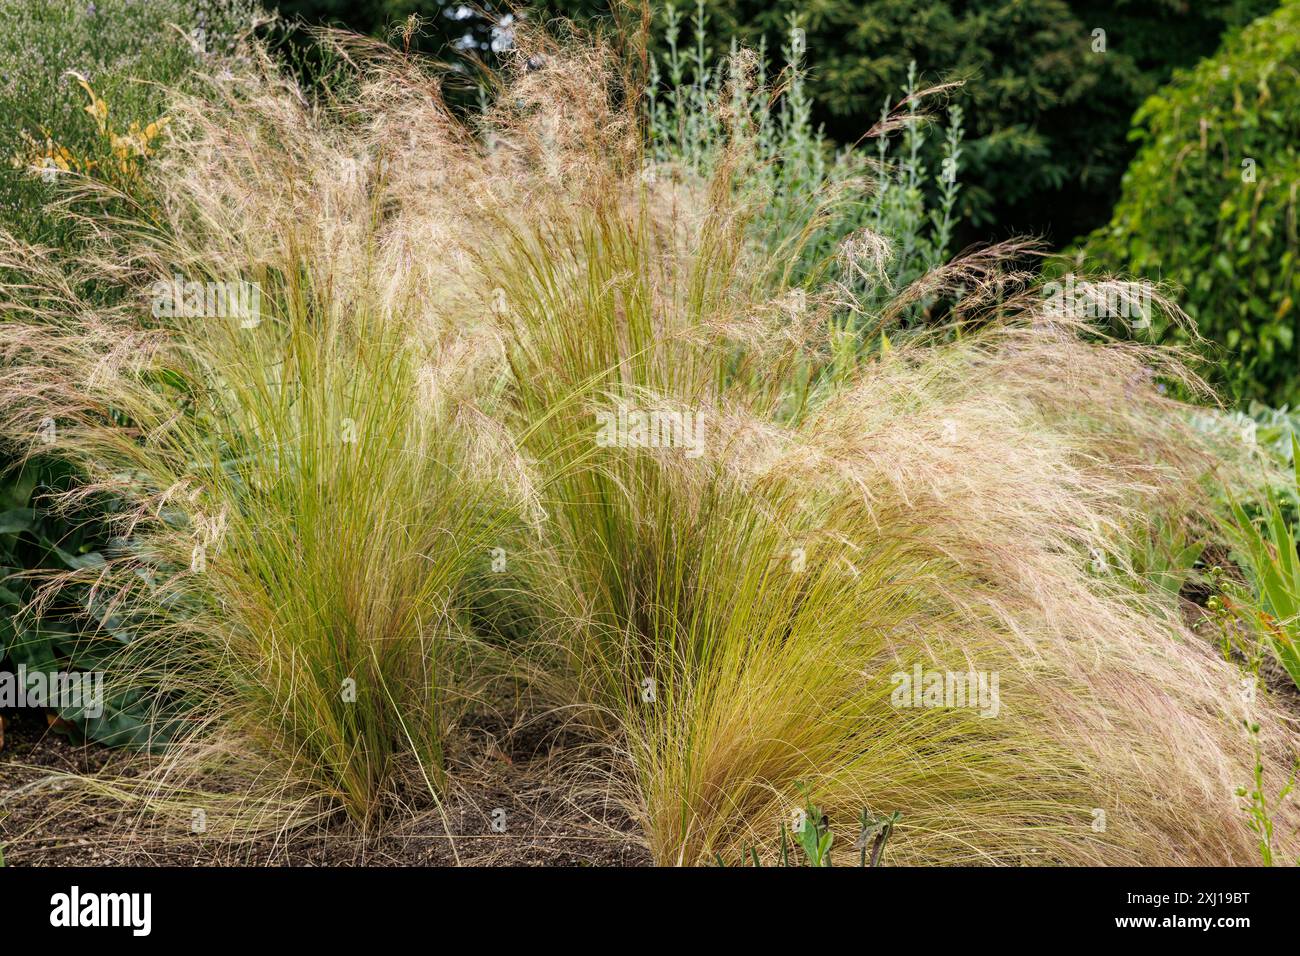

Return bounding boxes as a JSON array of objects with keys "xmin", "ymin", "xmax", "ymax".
[
  {"xmin": 1128, "ymin": 518, "xmax": 1207, "ymax": 601},
  {"xmin": 1224, "ymin": 434, "xmax": 1300, "ymax": 689},
  {"xmin": 713, "ymin": 791, "xmax": 900, "ymax": 866},
  {"xmin": 791, "ymin": 785, "xmax": 834, "ymax": 866},
  {"xmin": 1074, "ymin": 0, "xmax": 1300, "ymax": 406},
  {"xmin": 0, "ymin": 459, "xmax": 166, "ymax": 748},
  {"xmin": 1208, "ymin": 402, "xmax": 1300, "ymax": 466},
  {"xmin": 0, "ymin": 0, "xmax": 263, "ymax": 748},
  {"xmin": 0, "ymin": 0, "xmax": 259, "ymax": 252}
]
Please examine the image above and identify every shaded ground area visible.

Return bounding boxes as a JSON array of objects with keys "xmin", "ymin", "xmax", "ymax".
[{"xmin": 0, "ymin": 708, "xmax": 650, "ymax": 867}]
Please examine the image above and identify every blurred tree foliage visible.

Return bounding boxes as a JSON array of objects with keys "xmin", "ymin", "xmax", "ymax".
[
  {"xmin": 271, "ymin": 0, "xmax": 1276, "ymax": 246},
  {"xmin": 673, "ymin": 0, "xmax": 1277, "ymax": 244},
  {"xmin": 1074, "ymin": 1, "xmax": 1300, "ymax": 406}
]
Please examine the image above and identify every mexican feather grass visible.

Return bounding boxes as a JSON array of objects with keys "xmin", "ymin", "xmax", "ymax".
[{"xmin": 0, "ymin": 22, "xmax": 1294, "ymax": 863}]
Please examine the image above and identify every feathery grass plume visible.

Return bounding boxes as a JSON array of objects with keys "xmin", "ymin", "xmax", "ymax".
[
  {"xmin": 0, "ymin": 18, "xmax": 1294, "ymax": 865},
  {"xmin": 471, "ymin": 25, "xmax": 1299, "ymax": 865},
  {"xmin": 0, "ymin": 29, "xmax": 530, "ymax": 836}
]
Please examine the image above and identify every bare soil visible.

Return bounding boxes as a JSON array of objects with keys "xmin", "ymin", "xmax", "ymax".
[{"xmin": 0, "ymin": 707, "xmax": 651, "ymax": 867}]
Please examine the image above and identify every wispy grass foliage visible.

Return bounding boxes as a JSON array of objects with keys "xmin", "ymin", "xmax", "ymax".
[
  {"xmin": 473, "ymin": 24, "xmax": 1298, "ymax": 865},
  {"xmin": 0, "ymin": 19, "xmax": 1294, "ymax": 865},
  {"xmin": 0, "ymin": 34, "xmax": 527, "ymax": 831}
]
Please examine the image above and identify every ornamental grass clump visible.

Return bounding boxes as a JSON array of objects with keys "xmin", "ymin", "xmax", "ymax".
[
  {"xmin": 0, "ymin": 21, "xmax": 1294, "ymax": 864},
  {"xmin": 471, "ymin": 25, "xmax": 1300, "ymax": 866},
  {"xmin": 0, "ymin": 34, "xmax": 530, "ymax": 832}
]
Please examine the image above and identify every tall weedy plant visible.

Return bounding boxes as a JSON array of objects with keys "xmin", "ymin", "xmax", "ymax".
[{"xmin": 645, "ymin": 1, "xmax": 965, "ymax": 335}]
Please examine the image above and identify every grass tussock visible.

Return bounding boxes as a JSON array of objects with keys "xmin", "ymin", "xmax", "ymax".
[{"xmin": 0, "ymin": 22, "xmax": 1295, "ymax": 864}]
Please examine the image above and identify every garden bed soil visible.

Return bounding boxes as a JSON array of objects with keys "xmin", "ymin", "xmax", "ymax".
[{"xmin": 0, "ymin": 707, "xmax": 649, "ymax": 867}]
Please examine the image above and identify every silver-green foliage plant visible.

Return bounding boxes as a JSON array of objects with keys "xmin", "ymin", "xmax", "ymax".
[{"xmin": 644, "ymin": 0, "xmax": 963, "ymax": 333}]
